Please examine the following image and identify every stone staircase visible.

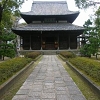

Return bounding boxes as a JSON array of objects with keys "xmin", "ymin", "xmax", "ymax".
[
  {"xmin": 18, "ymin": 49, "xmax": 80, "ymax": 55},
  {"xmin": 42, "ymin": 50, "xmax": 57, "ymax": 55}
]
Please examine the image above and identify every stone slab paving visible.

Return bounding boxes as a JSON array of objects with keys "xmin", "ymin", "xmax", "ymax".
[{"xmin": 12, "ymin": 55, "xmax": 86, "ymax": 100}]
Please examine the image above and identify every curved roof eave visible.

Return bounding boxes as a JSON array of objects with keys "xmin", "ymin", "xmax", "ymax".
[
  {"xmin": 20, "ymin": 11, "xmax": 80, "ymax": 24},
  {"xmin": 20, "ymin": 11, "xmax": 79, "ymax": 16},
  {"xmin": 12, "ymin": 22, "xmax": 84, "ymax": 33}
]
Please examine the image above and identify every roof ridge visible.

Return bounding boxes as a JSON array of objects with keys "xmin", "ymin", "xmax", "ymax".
[{"xmin": 33, "ymin": 1, "xmax": 67, "ymax": 4}]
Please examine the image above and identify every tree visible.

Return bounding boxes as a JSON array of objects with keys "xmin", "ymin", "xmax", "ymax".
[
  {"xmin": 0, "ymin": 0, "xmax": 28, "ymax": 36},
  {"xmin": 74, "ymin": 0, "xmax": 100, "ymax": 57},
  {"xmin": 0, "ymin": 0, "xmax": 26, "ymax": 59},
  {"xmin": 80, "ymin": 19, "xmax": 100, "ymax": 57},
  {"xmin": 74, "ymin": 0, "xmax": 100, "ymax": 9},
  {"xmin": 0, "ymin": 0, "xmax": 25, "ymax": 22},
  {"xmin": 95, "ymin": 7, "xmax": 100, "ymax": 33},
  {"xmin": 0, "ymin": 32, "xmax": 16, "ymax": 60},
  {"xmin": 0, "ymin": 0, "xmax": 25, "ymax": 32}
]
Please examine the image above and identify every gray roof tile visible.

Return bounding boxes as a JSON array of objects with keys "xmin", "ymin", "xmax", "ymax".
[
  {"xmin": 12, "ymin": 22, "xmax": 84, "ymax": 31},
  {"xmin": 21, "ymin": 1, "xmax": 79, "ymax": 15}
]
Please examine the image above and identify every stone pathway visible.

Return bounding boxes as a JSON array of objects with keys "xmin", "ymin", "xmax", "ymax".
[{"xmin": 12, "ymin": 55, "xmax": 86, "ymax": 100}]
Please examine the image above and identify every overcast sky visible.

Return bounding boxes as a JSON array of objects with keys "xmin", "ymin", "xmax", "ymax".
[{"xmin": 20, "ymin": 0, "xmax": 95, "ymax": 26}]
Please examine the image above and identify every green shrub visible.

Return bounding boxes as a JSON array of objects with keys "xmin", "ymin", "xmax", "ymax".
[
  {"xmin": 69, "ymin": 57, "xmax": 100, "ymax": 81},
  {"xmin": 25, "ymin": 52, "xmax": 41, "ymax": 59},
  {"xmin": 60, "ymin": 51, "xmax": 76, "ymax": 59},
  {"xmin": 0, "ymin": 57, "xmax": 32, "ymax": 85}
]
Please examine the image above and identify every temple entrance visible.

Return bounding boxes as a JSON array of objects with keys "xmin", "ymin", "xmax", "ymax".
[
  {"xmin": 45, "ymin": 37, "xmax": 55, "ymax": 50},
  {"xmin": 21, "ymin": 32, "xmax": 78, "ymax": 50},
  {"xmin": 42, "ymin": 36, "xmax": 58, "ymax": 50}
]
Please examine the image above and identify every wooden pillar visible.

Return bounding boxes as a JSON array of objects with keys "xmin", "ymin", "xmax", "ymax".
[
  {"xmin": 41, "ymin": 31, "xmax": 42, "ymax": 50},
  {"xmin": 17, "ymin": 35, "xmax": 20, "ymax": 50},
  {"xmin": 30, "ymin": 34, "xmax": 32, "ymax": 50},
  {"xmin": 19, "ymin": 36, "xmax": 21, "ymax": 50},
  {"xmin": 58, "ymin": 33, "xmax": 59, "ymax": 50}
]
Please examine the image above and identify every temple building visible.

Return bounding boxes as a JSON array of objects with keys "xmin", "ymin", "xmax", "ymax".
[{"xmin": 12, "ymin": 1, "xmax": 84, "ymax": 50}]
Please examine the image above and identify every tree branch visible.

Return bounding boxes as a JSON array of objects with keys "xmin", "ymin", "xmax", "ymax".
[{"xmin": 75, "ymin": 0, "xmax": 100, "ymax": 8}]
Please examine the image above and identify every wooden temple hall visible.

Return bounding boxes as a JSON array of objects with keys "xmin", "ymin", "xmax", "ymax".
[{"xmin": 12, "ymin": 1, "xmax": 84, "ymax": 50}]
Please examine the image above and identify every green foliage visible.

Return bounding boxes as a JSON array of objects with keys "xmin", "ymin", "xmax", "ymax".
[
  {"xmin": 74, "ymin": 0, "xmax": 100, "ymax": 9},
  {"xmin": 0, "ymin": 0, "xmax": 27, "ymax": 59},
  {"xmin": 0, "ymin": 0, "xmax": 24, "ymax": 29},
  {"xmin": 80, "ymin": 19, "xmax": 100, "ymax": 57},
  {"xmin": 0, "ymin": 57, "xmax": 32, "ymax": 85},
  {"xmin": 75, "ymin": 0, "xmax": 89, "ymax": 8},
  {"xmin": 0, "ymin": 0, "xmax": 27, "ymax": 35},
  {"xmin": 25, "ymin": 52, "xmax": 41, "ymax": 59},
  {"xmin": 0, "ymin": 32, "xmax": 16, "ymax": 41},
  {"xmin": 95, "ymin": 7, "xmax": 100, "ymax": 38},
  {"xmin": 69, "ymin": 57, "xmax": 100, "ymax": 82},
  {"xmin": 0, "ymin": 33, "xmax": 16, "ymax": 59},
  {"xmin": 0, "ymin": 48, "xmax": 15, "ymax": 58},
  {"xmin": 59, "ymin": 51, "xmax": 76, "ymax": 59},
  {"xmin": 80, "ymin": 44, "xmax": 91, "ymax": 57},
  {"xmin": 74, "ymin": 1, "xmax": 100, "ymax": 57},
  {"xmin": 95, "ymin": 8, "xmax": 100, "ymax": 27}
]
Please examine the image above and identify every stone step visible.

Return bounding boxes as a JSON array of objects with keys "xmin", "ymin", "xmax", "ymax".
[{"xmin": 43, "ymin": 50, "xmax": 57, "ymax": 55}]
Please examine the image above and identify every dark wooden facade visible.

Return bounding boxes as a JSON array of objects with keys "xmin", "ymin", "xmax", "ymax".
[
  {"xmin": 19, "ymin": 31, "xmax": 79, "ymax": 50},
  {"xmin": 12, "ymin": 1, "xmax": 84, "ymax": 50}
]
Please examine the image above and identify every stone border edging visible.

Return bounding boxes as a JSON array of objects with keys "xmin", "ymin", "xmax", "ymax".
[
  {"xmin": 58, "ymin": 54, "xmax": 66, "ymax": 61},
  {"xmin": 0, "ymin": 61, "xmax": 34, "ymax": 98},
  {"xmin": 66, "ymin": 61, "xmax": 100, "ymax": 96},
  {"xmin": 33, "ymin": 55, "xmax": 42, "ymax": 61}
]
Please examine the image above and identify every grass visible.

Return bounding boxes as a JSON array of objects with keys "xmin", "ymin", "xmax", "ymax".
[
  {"xmin": 59, "ymin": 54, "xmax": 100, "ymax": 86},
  {"xmin": 0, "ymin": 56, "xmax": 43, "ymax": 100},
  {"xmin": 57, "ymin": 55, "xmax": 100, "ymax": 100}
]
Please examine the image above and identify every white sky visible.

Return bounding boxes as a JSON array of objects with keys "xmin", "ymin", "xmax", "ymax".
[{"xmin": 20, "ymin": 0, "xmax": 96, "ymax": 26}]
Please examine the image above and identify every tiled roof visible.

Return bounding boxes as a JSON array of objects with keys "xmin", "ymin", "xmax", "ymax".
[
  {"xmin": 21, "ymin": 1, "xmax": 79, "ymax": 15},
  {"xmin": 12, "ymin": 22, "xmax": 84, "ymax": 31}
]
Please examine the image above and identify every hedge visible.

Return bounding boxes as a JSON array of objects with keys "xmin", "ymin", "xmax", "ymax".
[
  {"xmin": 59, "ymin": 51, "xmax": 76, "ymax": 59},
  {"xmin": 0, "ymin": 57, "xmax": 32, "ymax": 85},
  {"xmin": 24, "ymin": 51, "xmax": 41, "ymax": 59},
  {"xmin": 69, "ymin": 57, "xmax": 100, "ymax": 81}
]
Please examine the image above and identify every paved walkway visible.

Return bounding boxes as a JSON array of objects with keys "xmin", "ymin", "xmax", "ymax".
[{"xmin": 12, "ymin": 55, "xmax": 86, "ymax": 100}]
